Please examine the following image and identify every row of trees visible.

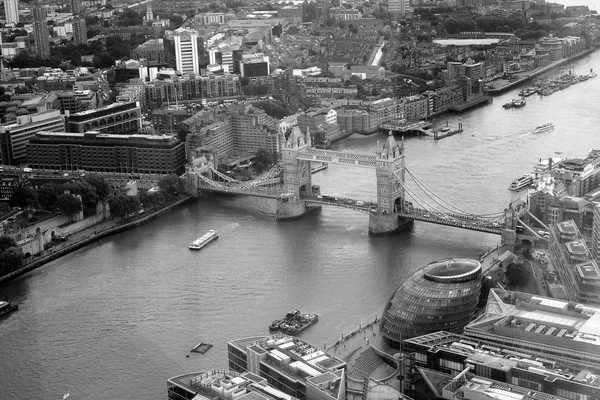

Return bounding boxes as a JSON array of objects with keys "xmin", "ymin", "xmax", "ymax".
[
  {"xmin": 10, "ymin": 176, "xmax": 110, "ymax": 217},
  {"xmin": 0, "ymin": 236, "xmax": 24, "ymax": 278}
]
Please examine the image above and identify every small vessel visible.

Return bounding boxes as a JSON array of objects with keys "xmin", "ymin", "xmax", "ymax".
[
  {"xmin": 509, "ymin": 174, "xmax": 533, "ymax": 191},
  {"xmin": 282, "ymin": 313, "xmax": 319, "ymax": 335},
  {"xmin": 533, "ymin": 123, "xmax": 554, "ymax": 133},
  {"xmin": 441, "ymin": 126, "xmax": 450, "ymax": 132},
  {"xmin": 0, "ymin": 298, "xmax": 18, "ymax": 318},
  {"xmin": 189, "ymin": 230, "xmax": 219, "ymax": 250},
  {"xmin": 590, "ymin": 68, "xmax": 597, "ymax": 78},
  {"xmin": 555, "ymin": 151, "xmax": 563, "ymax": 154},
  {"xmin": 513, "ymin": 99, "xmax": 526, "ymax": 107},
  {"xmin": 503, "ymin": 102, "xmax": 514, "ymax": 109},
  {"xmin": 269, "ymin": 319, "xmax": 283, "ymax": 331}
]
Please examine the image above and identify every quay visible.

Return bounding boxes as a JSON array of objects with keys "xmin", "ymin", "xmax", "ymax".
[
  {"xmin": 447, "ymin": 96, "xmax": 492, "ymax": 112},
  {"xmin": 433, "ymin": 122, "xmax": 463, "ymax": 140},
  {"xmin": 484, "ymin": 48, "xmax": 596, "ymax": 94},
  {"xmin": 0, "ymin": 195, "xmax": 193, "ymax": 284},
  {"xmin": 311, "ymin": 163, "xmax": 328, "ymax": 173}
]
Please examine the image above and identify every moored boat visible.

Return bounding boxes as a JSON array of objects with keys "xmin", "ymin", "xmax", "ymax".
[
  {"xmin": 513, "ymin": 99, "xmax": 526, "ymax": 107},
  {"xmin": 189, "ymin": 230, "xmax": 219, "ymax": 250},
  {"xmin": 590, "ymin": 69, "xmax": 597, "ymax": 78},
  {"xmin": 0, "ymin": 298, "xmax": 18, "ymax": 318},
  {"xmin": 269, "ymin": 310, "xmax": 318, "ymax": 335},
  {"xmin": 503, "ymin": 102, "xmax": 514, "ymax": 109},
  {"xmin": 509, "ymin": 174, "xmax": 533, "ymax": 191},
  {"xmin": 269, "ymin": 320, "xmax": 283, "ymax": 331}
]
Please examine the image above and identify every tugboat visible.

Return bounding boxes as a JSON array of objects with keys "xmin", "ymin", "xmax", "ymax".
[
  {"xmin": 0, "ymin": 296, "xmax": 18, "ymax": 318},
  {"xmin": 590, "ymin": 68, "xmax": 597, "ymax": 78},
  {"xmin": 513, "ymin": 98, "xmax": 526, "ymax": 107},
  {"xmin": 269, "ymin": 319, "xmax": 283, "ymax": 331},
  {"xmin": 502, "ymin": 101, "xmax": 514, "ymax": 109}
]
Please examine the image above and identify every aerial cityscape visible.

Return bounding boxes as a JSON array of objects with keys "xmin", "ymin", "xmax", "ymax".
[{"xmin": 0, "ymin": 0, "xmax": 599, "ymax": 399}]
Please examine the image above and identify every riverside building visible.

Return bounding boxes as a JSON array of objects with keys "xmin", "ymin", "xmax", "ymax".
[
  {"xmin": 228, "ymin": 334, "xmax": 347, "ymax": 400},
  {"xmin": 548, "ymin": 220, "xmax": 600, "ymax": 305},
  {"xmin": 167, "ymin": 369, "xmax": 299, "ymax": 400},
  {"xmin": 380, "ymin": 258, "xmax": 482, "ymax": 349},
  {"xmin": 27, "ymin": 131, "xmax": 186, "ymax": 175}
]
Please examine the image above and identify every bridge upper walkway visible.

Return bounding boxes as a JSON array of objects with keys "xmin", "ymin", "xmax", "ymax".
[{"xmin": 296, "ymin": 148, "xmax": 377, "ymax": 168}]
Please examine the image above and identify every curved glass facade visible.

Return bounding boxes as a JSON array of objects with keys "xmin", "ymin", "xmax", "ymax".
[{"xmin": 380, "ymin": 258, "xmax": 482, "ymax": 349}]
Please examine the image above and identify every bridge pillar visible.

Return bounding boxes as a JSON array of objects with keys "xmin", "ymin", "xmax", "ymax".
[
  {"xmin": 281, "ymin": 126, "xmax": 313, "ymax": 198},
  {"xmin": 275, "ymin": 195, "xmax": 307, "ymax": 220},
  {"xmin": 369, "ymin": 212, "xmax": 413, "ymax": 235}
]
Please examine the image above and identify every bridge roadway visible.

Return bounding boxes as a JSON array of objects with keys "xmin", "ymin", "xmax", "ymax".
[{"xmin": 304, "ymin": 197, "xmax": 504, "ymax": 234}]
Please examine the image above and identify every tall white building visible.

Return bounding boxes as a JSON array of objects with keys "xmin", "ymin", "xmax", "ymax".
[
  {"xmin": 388, "ymin": 0, "xmax": 408, "ymax": 16},
  {"xmin": 4, "ymin": 0, "xmax": 19, "ymax": 25},
  {"xmin": 173, "ymin": 27, "xmax": 200, "ymax": 76}
]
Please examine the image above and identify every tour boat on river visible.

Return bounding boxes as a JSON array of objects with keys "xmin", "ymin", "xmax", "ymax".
[
  {"xmin": 533, "ymin": 123, "xmax": 554, "ymax": 134},
  {"xmin": 189, "ymin": 230, "xmax": 219, "ymax": 250},
  {"xmin": 509, "ymin": 174, "xmax": 533, "ymax": 191}
]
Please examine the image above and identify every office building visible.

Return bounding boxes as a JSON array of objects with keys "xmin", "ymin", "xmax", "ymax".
[
  {"xmin": 380, "ymin": 258, "xmax": 482, "ymax": 349},
  {"xmin": 174, "ymin": 27, "xmax": 200, "ymax": 76},
  {"xmin": 228, "ymin": 334, "xmax": 347, "ymax": 400},
  {"xmin": 228, "ymin": 106, "xmax": 280, "ymax": 156},
  {"xmin": 0, "ymin": 110, "xmax": 65, "ymax": 165},
  {"xmin": 27, "ymin": 131, "xmax": 186, "ymax": 175},
  {"xmin": 168, "ymin": 369, "xmax": 300, "ymax": 400},
  {"xmin": 593, "ymin": 204, "xmax": 600, "ymax": 262},
  {"xmin": 4, "ymin": 0, "xmax": 18, "ymax": 25},
  {"xmin": 32, "ymin": 5, "xmax": 50, "ymax": 59},
  {"xmin": 152, "ymin": 105, "xmax": 193, "ymax": 134},
  {"xmin": 240, "ymin": 53, "xmax": 270, "ymax": 78},
  {"xmin": 388, "ymin": 0, "xmax": 408, "ymax": 16},
  {"xmin": 548, "ymin": 220, "xmax": 600, "ymax": 305},
  {"xmin": 72, "ymin": 16, "xmax": 87, "ymax": 45},
  {"xmin": 68, "ymin": 101, "xmax": 141, "ymax": 135},
  {"xmin": 463, "ymin": 289, "xmax": 600, "ymax": 370}
]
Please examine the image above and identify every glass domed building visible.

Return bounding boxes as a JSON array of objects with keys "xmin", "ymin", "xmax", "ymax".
[{"xmin": 380, "ymin": 258, "xmax": 482, "ymax": 349}]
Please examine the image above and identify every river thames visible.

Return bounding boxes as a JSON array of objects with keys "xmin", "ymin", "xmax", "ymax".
[{"xmin": 1, "ymin": 50, "xmax": 600, "ymax": 400}]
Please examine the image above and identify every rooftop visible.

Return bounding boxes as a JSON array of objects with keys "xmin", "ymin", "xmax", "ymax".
[
  {"xmin": 565, "ymin": 239, "xmax": 588, "ymax": 255},
  {"xmin": 556, "ymin": 220, "xmax": 578, "ymax": 235},
  {"xmin": 575, "ymin": 260, "xmax": 600, "ymax": 280}
]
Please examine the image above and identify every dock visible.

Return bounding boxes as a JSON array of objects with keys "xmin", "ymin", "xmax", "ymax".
[
  {"xmin": 191, "ymin": 342, "xmax": 213, "ymax": 354},
  {"xmin": 433, "ymin": 123, "xmax": 463, "ymax": 140}
]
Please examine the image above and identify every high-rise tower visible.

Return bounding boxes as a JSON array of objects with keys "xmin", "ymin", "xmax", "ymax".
[
  {"xmin": 173, "ymin": 27, "xmax": 200, "ymax": 76},
  {"xmin": 72, "ymin": 16, "xmax": 87, "ymax": 45},
  {"xmin": 32, "ymin": 5, "xmax": 50, "ymax": 59},
  {"xmin": 66, "ymin": 0, "xmax": 80, "ymax": 14},
  {"xmin": 4, "ymin": 0, "xmax": 19, "ymax": 25}
]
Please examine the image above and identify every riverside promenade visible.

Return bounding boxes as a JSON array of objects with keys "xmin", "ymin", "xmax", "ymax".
[
  {"xmin": 0, "ymin": 195, "xmax": 192, "ymax": 284},
  {"xmin": 485, "ymin": 48, "xmax": 596, "ymax": 94}
]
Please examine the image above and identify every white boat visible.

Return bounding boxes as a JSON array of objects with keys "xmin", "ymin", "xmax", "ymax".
[
  {"xmin": 189, "ymin": 230, "xmax": 219, "ymax": 250},
  {"xmin": 532, "ymin": 123, "xmax": 554, "ymax": 133},
  {"xmin": 590, "ymin": 68, "xmax": 597, "ymax": 78},
  {"xmin": 509, "ymin": 174, "xmax": 533, "ymax": 191}
]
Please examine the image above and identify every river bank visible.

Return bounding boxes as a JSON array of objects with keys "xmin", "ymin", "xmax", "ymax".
[{"xmin": 0, "ymin": 195, "xmax": 193, "ymax": 284}]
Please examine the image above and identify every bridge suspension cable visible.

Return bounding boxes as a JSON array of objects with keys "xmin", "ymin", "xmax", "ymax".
[
  {"xmin": 394, "ymin": 171, "xmax": 448, "ymax": 216},
  {"xmin": 404, "ymin": 167, "xmax": 504, "ymax": 219},
  {"xmin": 208, "ymin": 166, "xmax": 243, "ymax": 183}
]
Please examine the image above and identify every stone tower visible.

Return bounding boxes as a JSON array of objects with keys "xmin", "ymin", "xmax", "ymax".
[
  {"xmin": 281, "ymin": 126, "xmax": 312, "ymax": 198},
  {"xmin": 375, "ymin": 131, "xmax": 405, "ymax": 213},
  {"xmin": 369, "ymin": 131, "xmax": 411, "ymax": 234}
]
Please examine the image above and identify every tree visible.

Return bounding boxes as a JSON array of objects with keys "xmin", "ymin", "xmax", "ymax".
[
  {"xmin": 56, "ymin": 193, "xmax": 82, "ymax": 216},
  {"xmin": 0, "ymin": 236, "xmax": 17, "ymax": 253},
  {"xmin": 254, "ymin": 148, "xmax": 274, "ymax": 173},
  {"xmin": 83, "ymin": 175, "xmax": 110, "ymax": 201},
  {"xmin": 108, "ymin": 194, "xmax": 140, "ymax": 219},
  {"xmin": 505, "ymin": 262, "xmax": 531, "ymax": 287},
  {"xmin": 139, "ymin": 189, "xmax": 165, "ymax": 211},
  {"xmin": 158, "ymin": 174, "xmax": 186, "ymax": 197},
  {"xmin": 0, "ymin": 247, "xmax": 23, "ymax": 276},
  {"xmin": 64, "ymin": 181, "xmax": 99, "ymax": 211},
  {"xmin": 10, "ymin": 187, "xmax": 38, "ymax": 209},
  {"xmin": 38, "ymin": 183, "xmax": 62, "ymax": 210},
  {"xmin": 287, "ymin": 26, "xmax": 300, "ymax": 35}
]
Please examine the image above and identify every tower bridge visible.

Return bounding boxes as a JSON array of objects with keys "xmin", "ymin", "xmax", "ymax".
[{"xmin": 185, "ymin": 127, "xmax": 536, "ymax": 245}]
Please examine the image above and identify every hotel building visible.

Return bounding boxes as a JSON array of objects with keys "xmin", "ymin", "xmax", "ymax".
[
  {"xmin": 228, "ymin": 334, "xmax": 347, "ymax": 400},
  {"xmin": 27, "ymin": 131, "xmax": 186, "ymax": 175}
]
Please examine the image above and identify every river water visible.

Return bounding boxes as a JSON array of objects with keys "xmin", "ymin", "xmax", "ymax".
[{"xmin": 1, "ymin": 51, "xmax": 600, "ymax": 400}]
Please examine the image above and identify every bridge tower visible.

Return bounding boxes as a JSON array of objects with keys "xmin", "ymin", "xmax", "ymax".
[
  {"xmin": 276, "ymin": 126, "xmax": 312, "ymax": 219},
  {"xmin": 369, "ymin": 132, "xmax": 412, "ymax": 234}
]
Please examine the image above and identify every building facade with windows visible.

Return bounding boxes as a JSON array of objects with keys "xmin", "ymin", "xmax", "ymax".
[
  {"xmin": 32, "ymin": 5, "xmax": 50, "ymax": 59},
  {"xmin": 68, "ymin": 101, "xmax": 141, "ymax": 135},
  {"xmin": 27, "ymin": 131, "xmax": 186, "ymax": 175},
  {"xmin": 174, "ymin": 28, "xmax": 200, "ymax": 76},
  {"xmin": 4, "ymin": 0, "xmax": 19, "ymax": 25}
]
